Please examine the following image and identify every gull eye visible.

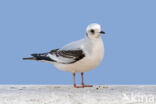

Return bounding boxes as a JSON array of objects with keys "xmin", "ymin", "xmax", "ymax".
[{"xmin": 90, "ymin": 29, "xmax": 94, "ymax": 34}]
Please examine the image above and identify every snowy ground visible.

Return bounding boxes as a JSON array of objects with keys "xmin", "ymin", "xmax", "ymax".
[{"xmin": 0, "ymin": 85, "xmax": 156, "ymax": 104}]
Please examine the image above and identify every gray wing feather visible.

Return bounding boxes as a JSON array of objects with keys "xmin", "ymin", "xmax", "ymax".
[{"xmin": 48, "ymin": 49, "xmax": 85, "ymax": 64}]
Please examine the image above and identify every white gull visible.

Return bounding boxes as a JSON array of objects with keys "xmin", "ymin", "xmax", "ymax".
[{"xmin": 23, "ymin": 23, "xmax": 105, "ymax": 88}]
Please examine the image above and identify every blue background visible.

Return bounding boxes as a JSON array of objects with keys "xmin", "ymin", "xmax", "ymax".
[{"xmin": 0, "ymin": 0, "xmax": 156, "ymax": 84}]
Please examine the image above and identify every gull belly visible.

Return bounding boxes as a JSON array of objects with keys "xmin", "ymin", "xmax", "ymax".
[{"xmin": 54, "ymin": 38, "xmax": 104, "ymax": 73}]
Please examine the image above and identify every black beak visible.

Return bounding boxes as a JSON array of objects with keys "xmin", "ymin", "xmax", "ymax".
[{"xmin": 100, "ymin": 31, "xmax": 105, "ymax": 34}]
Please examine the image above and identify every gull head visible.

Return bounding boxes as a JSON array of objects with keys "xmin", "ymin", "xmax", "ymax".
[{"xmin": 86, "ymin": 23, "xmax": 105, "ymax": 39}]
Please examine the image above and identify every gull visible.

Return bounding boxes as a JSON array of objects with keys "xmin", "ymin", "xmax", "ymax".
[{"xmin": 23, "ymin": 23, "xmax": 105, "ymax": 88}]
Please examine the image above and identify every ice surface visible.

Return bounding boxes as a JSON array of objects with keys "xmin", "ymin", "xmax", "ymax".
[{"xmin": 0, "ymin": 85, "xmax": 156, "ymax": 104}]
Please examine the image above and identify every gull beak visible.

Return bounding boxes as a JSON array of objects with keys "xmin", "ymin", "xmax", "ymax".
[{"xmin": 99, "ymin": 31, "xmax": 105, "ymax": 34}]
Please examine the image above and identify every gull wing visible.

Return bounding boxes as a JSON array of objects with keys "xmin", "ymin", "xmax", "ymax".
[
  {"xmin": 23, "ymin": 39, "xmax": 86, "ymax": 64},
  {"xmin": 47, "ymin": 49, "xmax": 85, "ymax": 64}
]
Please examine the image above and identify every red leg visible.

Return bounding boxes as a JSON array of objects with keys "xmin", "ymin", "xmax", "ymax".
[
  {"xmin": 73, "ymin": 73, "xmax": 84, "ymax": 88},
  {"xmin": 81, "ymin": 72, "xmax": 93, "ymax": 87}
]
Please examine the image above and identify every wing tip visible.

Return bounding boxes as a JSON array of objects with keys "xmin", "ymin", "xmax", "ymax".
[{"xmin": 23, "ymin": 57, "xmax": 36, "ymax": 60}]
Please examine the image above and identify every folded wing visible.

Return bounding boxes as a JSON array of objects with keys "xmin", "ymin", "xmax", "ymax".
[
  {"xmin": 48, "ymin": 49, "xmax": 85, "ymax": 64},
  {"xmin": 23, "ymin": 49, "xmax": 85, "ymax": 64}
]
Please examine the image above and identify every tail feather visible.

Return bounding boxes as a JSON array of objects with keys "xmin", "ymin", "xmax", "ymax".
[{"xmin": 23, "ymin": 53, "xmax": 55, "ymax": 62}]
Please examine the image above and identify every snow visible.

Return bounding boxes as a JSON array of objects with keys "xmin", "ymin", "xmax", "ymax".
[{"xmin": 0, "ymin": 85, "xmax": 156, "ymax": 104}]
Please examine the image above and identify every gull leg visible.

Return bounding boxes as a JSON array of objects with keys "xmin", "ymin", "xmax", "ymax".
[
  {"xmin": 73, "ymin": 73, "xmax": 84, "ymax": 88},
  {"xmin": 81, "ymin": 72, "xmax": 93, "ymax": 87}
]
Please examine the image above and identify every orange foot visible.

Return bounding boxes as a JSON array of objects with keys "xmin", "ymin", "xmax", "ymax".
[
  {"xmin": 74, "ymin": 84, "xmax": 84, "ymax": 88},
  {"xmin": 83, "ymin": 85, "xmax": 93, "ymax": 87},
  {"xmin": 74, "ymin": 84, "xmax": 93, "ymax": 88}
]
